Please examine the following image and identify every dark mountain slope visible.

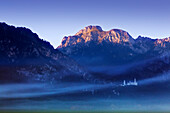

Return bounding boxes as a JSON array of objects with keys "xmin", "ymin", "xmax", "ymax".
[{"xmin": 0, "ymin": 22, "xmax": 90, "ymax": 83}]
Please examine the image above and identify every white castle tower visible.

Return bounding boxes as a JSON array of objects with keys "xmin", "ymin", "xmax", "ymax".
[{"xmin": 121, "ymin": 78, "xmax": 138, "ymax": 86}]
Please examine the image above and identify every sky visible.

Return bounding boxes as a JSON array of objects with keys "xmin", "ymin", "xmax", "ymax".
[{"xmin": 0, "ymin": 0, "xmax": 170, "ymax": 48}]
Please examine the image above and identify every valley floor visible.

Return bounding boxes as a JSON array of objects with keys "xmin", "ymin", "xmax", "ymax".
[{"xmin": 1, "ymin": 83, "xmax": 170, "ymax": 112}]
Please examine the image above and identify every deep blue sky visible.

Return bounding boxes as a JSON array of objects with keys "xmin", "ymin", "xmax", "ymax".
[{"xmin": 0, "ymin": 0, "xmax": 170, "ymax": 48}]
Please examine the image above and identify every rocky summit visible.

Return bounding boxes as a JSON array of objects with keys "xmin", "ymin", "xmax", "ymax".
[
  {"xmin": 58, "ymin": 25, "xmax": 170, "ymax": 66},
  {"xmin": 58, "ymin": 25, "xmax": 134, "ymax": 48},
  {"xmin": 58, "ymin": 25, "xmax": 170, "ymax": 82}
]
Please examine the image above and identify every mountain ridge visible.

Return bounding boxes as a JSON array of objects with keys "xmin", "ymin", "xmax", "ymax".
[
  {"xmin": 58, "ymin": 25, "xmax": 135, "ymax": 48},
  {"xmin": 58, "ymin": 25, "xmax": 170, "ymax": 49},
  {"xmin": 0, "ymin": 23, "xmax": 170, "ymax": 83},
  {"xmin": 0, "ymin": 22, "xmax": 90, "ymax": 83},
  {"xmin": 58, "ymin": 25, "xmax": 170, "ymax": 66},
  {"xmin": 57, "ymin": 25, "xmax": 170, "ymax": 84}
]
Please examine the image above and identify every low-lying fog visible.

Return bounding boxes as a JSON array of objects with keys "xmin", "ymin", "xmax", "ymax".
[{"xmin": 1, "ymin": 72, "xmax": 170, "ymax": 112}]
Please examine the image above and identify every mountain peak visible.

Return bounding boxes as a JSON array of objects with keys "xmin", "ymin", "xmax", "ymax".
[
  {"xmin": 136, "ymin": 36, "xmax": 153, "ymax": 41},
  {"xmin": 58, "ymin": 26, "xmax": 135, "ymax": 48},
  {"xmin": 109, "ymin": 28, "xmax": 126, "ymax": 32},
  {"xmin": 84, "ymin": 25, "xmax": 103, "ymax": 31},
  {"xmin": 75, "ymin": 25, "xmax": 103, "ymax": 36}
]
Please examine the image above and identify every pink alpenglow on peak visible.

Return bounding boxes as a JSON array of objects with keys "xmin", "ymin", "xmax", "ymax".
[
  {"xmin": 58, "ymin": 25, "xmax": 134, "ymax": 48},
  {"xmin": 75, "ymin": 25, "xmax": 103, "ymax": 36}
]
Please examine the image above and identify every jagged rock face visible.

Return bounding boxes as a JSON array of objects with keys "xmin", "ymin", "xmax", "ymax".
[
  {"xmin": 58, "ymin": 25, "xmax": 170, "ymax": 82},
  {"xmin": 155, "ymin": 37, "xmax": 170, "ymax": 47},
  {"xmin": 0, "ymin": 23, "xmax": 89, "ymax": 83},
  {"xmin": 58, "ymin": 25, "xmax": 134, "ymax": 48},
  {"xmin": 58, "ymin": 25, "xmax": 170, "ymax": 66}
]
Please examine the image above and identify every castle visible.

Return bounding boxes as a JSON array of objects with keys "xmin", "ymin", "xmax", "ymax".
[{"xmin": 121, "ymin": 78, "xmax": 138, "ymax": 86}]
